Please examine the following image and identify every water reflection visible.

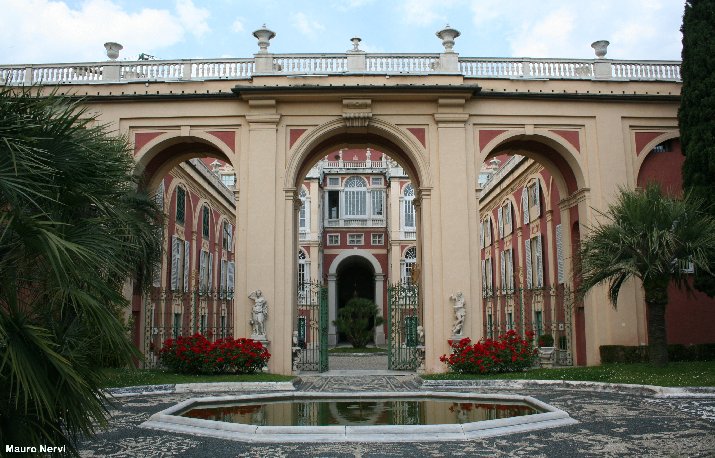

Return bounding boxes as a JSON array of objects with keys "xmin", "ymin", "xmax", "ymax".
[{"xmin": 181, "ymin": 398, "xmax": 539, "ymax": 426}]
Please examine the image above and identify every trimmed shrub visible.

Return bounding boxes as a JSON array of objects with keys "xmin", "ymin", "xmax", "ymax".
[
  {"xmin": 440, "ymin": 330, "xmax": 538, "ymax": 374},
  {"xmin": 333, "ymin": 298, "xmax": 384, "ymax": 348},
  {"xmin": 160, "ymin": 334, "xmax": 270, "ymax": 374},
  {"xmin": 600, "ymin": 344, "xmax": 715, "ymax": 364}
]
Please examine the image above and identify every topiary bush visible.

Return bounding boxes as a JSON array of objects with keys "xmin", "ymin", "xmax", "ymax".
[
  {"xmin": 159, "ymin": 334, "xmax": 270, "ymax": 374},
  {"xmin": 333, "ymin": 298, "xmax": 384, "ymax": 348}
]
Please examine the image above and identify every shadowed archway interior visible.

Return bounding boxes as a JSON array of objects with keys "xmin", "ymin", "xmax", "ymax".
[{"xmin": 336, "ymin": 255, "xmax": 376, "ymax": 344}]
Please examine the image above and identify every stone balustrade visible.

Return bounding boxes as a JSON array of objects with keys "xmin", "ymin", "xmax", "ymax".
[{"xmin": 0, "ymin": 55, "xmax": 681, "ymax": 85}]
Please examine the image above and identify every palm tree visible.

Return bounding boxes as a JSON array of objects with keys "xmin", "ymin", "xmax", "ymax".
[
  {"xmin": 0, "ymin": 88, "xmax": 163, "ymax": 454},
  {"xmin": 579, "ymin": 184, "xmax": 715, "ymax": 366}
]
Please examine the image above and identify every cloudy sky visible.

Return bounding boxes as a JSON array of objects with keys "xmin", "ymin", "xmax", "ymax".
[{"xmin": 0, "ymin": 0, "xmax": 685, "ymax": 64}]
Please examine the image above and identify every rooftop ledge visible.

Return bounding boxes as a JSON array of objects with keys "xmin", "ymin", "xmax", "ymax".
[{"xmin": 0, "ymin": 54, "xmax": 681, "ymax": 86}]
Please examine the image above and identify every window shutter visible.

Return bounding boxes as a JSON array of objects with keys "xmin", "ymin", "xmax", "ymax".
[
  {"xmin": 228, "ymin": 223, "xmax": 233, "ymax": 252},
  {"xmin": 171, "ymin": 236, "xmax": 179, "ymax": 291},
  {"xmin": 522, "ymin": 187, "xmax": 529, "ymax": 224},
  {"xmin": 498, "ymin": 207, "xmax": 504, "ymax": 238},
  {"xmin": 481, "ymin": 259, "xmax": 486, "ymax": 295},
  {"xmin": 208, "ymin": 253, "xmax": 214, "ymax": 291},
  {"xmin": 220, "ymin": 260, "xmax": 227, "ymax": 296},
  {"xmin": 500, "ymin": 250, "xmax": 506, "ymax": 293},
  {"xmin": 525, "ymin": 238, "xmax": 532, "ymax": 289},
  {"xmin": 199, "ymin": 250, "xmax": 207, "ymax": 291},
  {"xmin": 556, "ymin": 224, "xmax": 564, "ymax": 284},
  {"xmin": 508, "ymin": 249, "xmax": 515, "ymax": 291},
  {"xmin": 480, "ymin": 222, "xmax": 484, "ymax": 247},
  {"xmin": 533, "ymin": 181, "xmax": 541, "ymax": 218},
  {"xmin": 184, "ymin": 240, "xmax": 190, "ymax": 292},
  {"xmin": 227, "ymin": 262, "xmax": 235, "ymax": 296},
  {"xmin": 535, "ymin": 234, "xmax": 544, "ymax": 288}
]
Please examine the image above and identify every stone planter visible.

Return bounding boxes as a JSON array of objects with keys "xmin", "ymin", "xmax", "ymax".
[{"xmin": 538, "ymin": 346, "xmax": 555, "ymax": 368}]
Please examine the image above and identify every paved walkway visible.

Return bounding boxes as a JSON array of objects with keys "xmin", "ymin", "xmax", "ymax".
[{"xmin": 80, "ymin": 375, "xmax": 715, "ymax": 457}]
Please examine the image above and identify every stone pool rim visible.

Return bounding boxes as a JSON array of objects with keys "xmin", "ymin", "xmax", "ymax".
[{"xmin": 140, "ymin": 391, "xmax": 578, "ymax": 442}]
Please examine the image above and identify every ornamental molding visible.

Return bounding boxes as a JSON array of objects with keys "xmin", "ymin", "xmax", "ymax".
[{"xmin": 342, "ymin": 98, "xmax": 372, "ymax": 127}]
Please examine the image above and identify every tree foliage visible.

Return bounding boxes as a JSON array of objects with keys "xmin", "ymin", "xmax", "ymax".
[
  {"xmin": 578, "ymin": 184, "xmax": 715, "ymax": 366},
  {"xmin": 679, "ymin": 0, "xmax": 715, "ymax": 296},
  {"xmin": 0, "ymin": 88, "xmax": 163, "ymax": 454},
  {"xmin": 333, "ymin": 298, "xmax": 384, "ymax": 348}
]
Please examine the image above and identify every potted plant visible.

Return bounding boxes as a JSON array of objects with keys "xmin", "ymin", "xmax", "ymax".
[{"xmin": 537, "ymin": 333, "xmax": 555, "ymax": 368}]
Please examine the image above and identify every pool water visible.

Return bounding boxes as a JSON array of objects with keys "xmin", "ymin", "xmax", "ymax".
[{"xmin": 180, "ymin": 397, "xmax": 540, "ymax": 426}]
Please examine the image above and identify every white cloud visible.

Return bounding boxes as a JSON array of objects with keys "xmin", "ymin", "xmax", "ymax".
[
  {"xmin": 293, "ymin": 12, "xmax": 325, "ymax": 37},
  {"xmin": 508, "ymin": 8, "xmax": 578, "ymax": 58},
  {"xmin": 400, "ymin": 0, "xmax": 458, "ymax": 26},
  {"xmin": 175, "ymin": 0, "xmax": 211, "ymax": 38},
  {"xmin": 232, "ymin": 17, "xmax": 245, "ymax": 33},
  {"xmin": 0, "ymin": 0, "xmax": 207, "ymax": 63}
]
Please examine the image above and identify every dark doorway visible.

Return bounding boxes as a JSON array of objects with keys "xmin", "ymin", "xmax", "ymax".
[{"xmin": 336, "ymin": 256, "xmax": 375, "ymax": 343}]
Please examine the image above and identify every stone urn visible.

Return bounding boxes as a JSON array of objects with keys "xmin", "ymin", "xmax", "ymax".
[
  {"xmin": 104, "ymin": 42, "xmax": 123, "ymax": 60},
  {"xmin": 436, "ymin": 25, "xmax": 460, "ymax": 53},
  {"xmin": 253, "ymin": 25, "xmax": 276, "ymax": 53},
  {"xmin": 591, "ymin": 40, "xmax": 610, "ymax": 59}
]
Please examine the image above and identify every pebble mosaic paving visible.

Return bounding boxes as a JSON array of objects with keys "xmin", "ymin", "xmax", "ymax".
[{"xmin": 78, "ymin": 373, "xmax": 715, "ymax": 457}]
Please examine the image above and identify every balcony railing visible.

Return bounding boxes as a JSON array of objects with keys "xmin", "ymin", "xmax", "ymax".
[
  {"xmin": 323, "ymin": 160, "xmax": 386, "ymax": 169},
  {"xmin": 325, "ymin": 218, "xmax": 386, "ymax": 227},
  {"xmin": 0, "ymin": 54, "xmax": 681, "ymax": 85}
]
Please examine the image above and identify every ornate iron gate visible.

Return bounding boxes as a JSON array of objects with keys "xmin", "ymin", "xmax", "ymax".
[
  {"xmin": 482, "ymin": 284, "xmax": 575, "ymax": 366},
  {"xmin": 387, "ymin": 280, "xmax": 421, "ymax": 370},
  {"xmin": 142, "ymin": 289, "xmax": 234, "ymax": 369},
  {"xmin": 296, "ymin": 280, "xmax": 328, "ymax": 372}
]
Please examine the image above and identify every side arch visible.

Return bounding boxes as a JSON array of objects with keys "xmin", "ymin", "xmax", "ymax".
[
  {"xmin": 634, "ymin": 131, "xmax": 680, "ymax": 182},
  {"xmin": 480, "ymin": 130, "xmax": 587, "ymax": 198},
  {"xmin": 134, "ymin": 131, "xmax": 237, "ymax": 192}
]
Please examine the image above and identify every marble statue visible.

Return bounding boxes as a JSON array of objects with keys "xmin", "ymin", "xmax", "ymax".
[
  {"xmin": 248, "ymin": 290, "xmax": 268, "ymax": 337},
  {"xmin": 450, "ymin": 291, "xmax": 466, "ymax": 336}
]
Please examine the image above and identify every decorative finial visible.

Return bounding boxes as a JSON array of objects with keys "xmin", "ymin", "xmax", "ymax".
[
  {"xmin": 253, "ymin": 25, "xmax": 276, "ymax": 53},
  {"xmin": 591, "ymin": 40, "xmax": 610, "ymax": 59},
  {"xmin": 436, "ymin": 24, "xmax": 460, "ymax": 53},
  {"xmin": 350, "ymin": 36, "xmax": 362, "ymax": 52},
  {"xmin": 104, "ymin": 42, "xmax": 123, "ymax": 60}
]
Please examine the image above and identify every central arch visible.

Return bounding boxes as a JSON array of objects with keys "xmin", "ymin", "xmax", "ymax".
[{"xmin": 327, "ymin": 249, "xmax": 385, "ymax": 346}]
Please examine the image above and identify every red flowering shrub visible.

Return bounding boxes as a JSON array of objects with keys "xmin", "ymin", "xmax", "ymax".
[
  {"xmin": 159, "ymin": 334, "xmax": 270, "ymax": 374},
  {"xmin": 439, "ymin": 330, "xmax": 538, "ymax": 374}
]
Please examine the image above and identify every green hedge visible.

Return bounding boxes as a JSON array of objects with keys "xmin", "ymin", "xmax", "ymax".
[{"xmin": 600, "ymin": 343, "xmax": 715, "ymax": 363}]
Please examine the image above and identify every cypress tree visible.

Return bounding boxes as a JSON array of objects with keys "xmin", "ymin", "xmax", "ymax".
[{"xmin": 679, "ymin": 0, "xmax": 715, "ymax": 297}]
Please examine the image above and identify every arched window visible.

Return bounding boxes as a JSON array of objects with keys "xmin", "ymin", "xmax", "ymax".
[
  {"xmin": 298, "ymin": 249, "xmax": 310, "ymax": 303},
  {"xmin": 299, "ymin": 187, "xmax": 309, "ymax": 232},
  {"xmin": 401, "ymin": 183, "xmax": 415, "ymax": 230},
  {"xmin": 202, "ymin": 205, "xmax": 210, "ymax": 239},
  {"xmin": 401, "ymin": 246, "xmax": 418, "ymax": 283},
  {"xmin": 344, "ymin": 176, "xmax": 367, "ymax": 217},
  {"xmin": 176, "ymin": 185, "xmax": 186, "ymax": 224}
]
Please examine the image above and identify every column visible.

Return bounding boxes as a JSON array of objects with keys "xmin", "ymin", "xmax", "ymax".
[{"xmin": 374, "ymin": 273, "xmax": 386, "ymax": 345}]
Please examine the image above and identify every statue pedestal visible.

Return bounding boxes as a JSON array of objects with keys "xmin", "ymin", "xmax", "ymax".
[{"xmin": 251, "ymin": 336, "xmax": 270, "ymax": 371}]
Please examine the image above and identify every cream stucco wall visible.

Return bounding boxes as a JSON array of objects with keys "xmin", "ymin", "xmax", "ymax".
[{"xmin": 41, "ymin": 71, "xmax": 681, "ymax": 374}]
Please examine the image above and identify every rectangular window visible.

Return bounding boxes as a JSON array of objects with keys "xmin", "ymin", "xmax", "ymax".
[
  {"xmin": 345, "ymin": 190, "xmax": 367, "ymax": 217},
  {"xmin": 171, "ymin": 236, "xmax": 186, "ymax": 292},
  {"xmin": 220, "ymin": 259, "xmax": 228, "ymax": 297},
  {"xmin": 299, "ymin": 202, "xmax": 307, "ymax": 229},
  {"xmin": 487, "ymin": 313, "xmax": 493, "ymax": 339},
  {"xmin": 507, "ymin": 312, "xmax": 514, "ymax": 331},
  {"xmin": 176, "ymin": 187, "xmax": 186, "ymax": 224},
  {"xmin": 327, "ymin": 234, "xmax": 340, "ymax": 246},
  {"xmin": 220, "ymin": 315, "xmax": 227, "ymax": 339},
  {"xmin": 371, "ymin": 177, "xmax": 383, "ymax": 186},
  {"xmin": 220, "ymin": 174, "xmax": 235, "ymax": 187},
  {"xmin": 403, "ymin": 200, "xmax": 415, "ymax": 229},
  {"xmin": 328, "ymin": 191, "xmax": 340, "ymax": 219},
  {"xmin": 327, "ymin": 177, "xmax": 340, "ymax": 187},
  {"xmin": 199, "ymin": 314, "xmax": 207, "ymax": 335},
  {"xmin": 347, "ymin": 233, "xmax": 364, "ymax": 245},
  {"xmin": 371, "ymin": 190, "xmax": 384, "ymax": 217},
  {"xmin": 202, "ymin": 206, "xmax": 210, "ymax": 239},
  {"xmin": 173, "ymin": 313, "xmax": 181, "ymax": 339},
  {"xmin": 371, "ymin": 233, "xmax": 384, "ymax": 245},
  {"xmin": 535, "ymin": 310, "xmax": 543, "ymax": 338},
  {"xmin": 222, "ymin": 221, "xmax": 233, "ymax": 252},
  {"xmin": 199, "ymin": 250, "xmax": 210, "ymax": 292}
]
